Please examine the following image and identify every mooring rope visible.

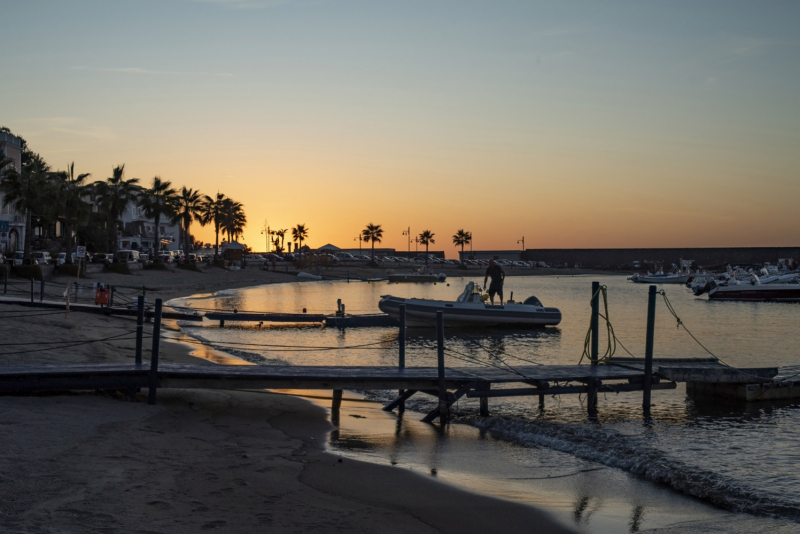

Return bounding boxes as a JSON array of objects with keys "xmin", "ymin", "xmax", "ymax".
[{"xmin": 579, "ymin": 284, "xmax": 618, "ymax": 365}]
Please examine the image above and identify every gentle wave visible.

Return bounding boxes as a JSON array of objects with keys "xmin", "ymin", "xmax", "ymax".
[{"xmin": 471, "ymin": 416, "xmax": 800, "ymax": 522}]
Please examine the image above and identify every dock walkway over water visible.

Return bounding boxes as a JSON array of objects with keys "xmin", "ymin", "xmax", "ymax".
[{"xmin": 0, "ymin": 282, "xmax": 797, "ymax": 421}]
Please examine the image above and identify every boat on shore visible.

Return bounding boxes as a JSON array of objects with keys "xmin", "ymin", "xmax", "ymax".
[
  {"xmin": 387, "ymin": 266, "xmax": 446, "ymax": 284},
  {"xmin": 378, "ymin": 282, "xmax": 561, "ymax": 327}
]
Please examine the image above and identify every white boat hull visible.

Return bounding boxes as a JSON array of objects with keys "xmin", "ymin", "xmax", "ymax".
[
  {"xmin": 631, "ymin": 274, "xmax": 692, "ymax": 284},
  {"xmin": 708, "ymin": 283, "xmax": 800, "ymax": 302},
  {"xmin": 378, "ymin": 296, "xmax": 561, "ymax": 327}
]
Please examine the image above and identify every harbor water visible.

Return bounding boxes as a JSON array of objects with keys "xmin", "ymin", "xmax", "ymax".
[{"xmin": 172, "ymin": 275, "xmax": 800, "ymax": 532}]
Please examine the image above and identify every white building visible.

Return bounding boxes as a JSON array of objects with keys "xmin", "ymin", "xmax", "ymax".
[
  {"xmin": 118, "ymin": 201, "xmax": 182, "ymax": 254},
  {"xmin": 0, "ymin": 132, "xmax": 26, "ymax": 254}
]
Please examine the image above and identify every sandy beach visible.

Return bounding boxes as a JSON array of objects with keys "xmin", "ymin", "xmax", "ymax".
[{"xmin": 0, "ymin": 264, "xmax": 574, "ymax": 533}]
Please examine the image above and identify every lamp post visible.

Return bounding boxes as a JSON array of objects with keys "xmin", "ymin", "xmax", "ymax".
[
  {"xmin": 354, "ymin": 234, "xmax": 362, "ymax": 254},
  {"xmin": 402, "ymin": 227, "xmax": 411, "ymax": 257},
  {"xmin": 517, "ymin": 236, "xmax": 525, "ymax": 251},
  {"xmin": 415, "ymin": 237, "xmax": 419, "ymax": 253},
  {"xmin": 261, "ymin": 219, "xmax": 270, "ymax": 253}
]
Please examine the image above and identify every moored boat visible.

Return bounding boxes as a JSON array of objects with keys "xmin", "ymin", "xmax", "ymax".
[
  {"xmin": 387, "ymin": 266, "xmax": 446, "ymax": 283},
  {"xmin": 707, "ymin": 275, "xmax": 800, "ymax": 301},
  {"xmin": 378, "ymin": 282, "xmax": 561, "ymax": 327}
]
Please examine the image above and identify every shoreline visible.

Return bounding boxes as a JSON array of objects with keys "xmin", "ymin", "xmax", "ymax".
[{"xmin": 0, "ymin": 268, "xmax": 576, "ymax": 533}]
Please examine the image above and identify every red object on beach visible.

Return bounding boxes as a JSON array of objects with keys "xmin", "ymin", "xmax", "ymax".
[{"xmin": 95, "ymin": 288, "xmax": 109, "ymax": 305}]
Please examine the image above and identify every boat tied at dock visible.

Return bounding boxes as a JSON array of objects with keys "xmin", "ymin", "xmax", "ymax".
[{"xmin": 378, "ymin": 281, "xmax": 561, "ymax": 327}]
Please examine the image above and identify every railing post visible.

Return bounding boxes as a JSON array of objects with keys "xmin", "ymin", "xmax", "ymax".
[
  {"xmin": 398, "ymin": 304, "xmax": 406, "ymax": 411},
  {"xmin": 30, "ymin": 278, "xmax": 34, "ymax": 303},
  {"xmin": 147, "ymin": 299, "xmax": 162, "ymax": 405},
  {"xmin": 590, "ymin": 281, "xmax": 599, "ymax": 364},
  {"xmin": 135, "ymin": 296, "xmax": 145, "ymax": 367},
  {"xmin": 587, "ymin": 281, "xmax": 600, "ymax": 413},
  {"xmin": 643, "ymin": 285, "xmax": 657, "ymax": 416},
  {"xmin": 40, "ymin": 278, "xmax": 44, "ymax": 302},
  {"xmin": 436, "ymin": 310, "xmax": 449, "ymax": 422}
]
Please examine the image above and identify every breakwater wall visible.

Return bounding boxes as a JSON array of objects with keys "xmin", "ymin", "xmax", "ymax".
[{"xmin": 522, "ymin": 247, "xmax": 800, "ymax": 269}]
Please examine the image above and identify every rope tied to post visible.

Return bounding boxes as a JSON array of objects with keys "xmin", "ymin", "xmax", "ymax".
[
  {"xmin": 579, "ymin": 284, "xmax": 617, "ymax": 365},
  {"xmin": 657, "ymin": 289, "xmax": 718, "ymax": 361}
]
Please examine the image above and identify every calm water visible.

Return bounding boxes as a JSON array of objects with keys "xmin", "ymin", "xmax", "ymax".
[{"xmin": 172, "ymin": 275, "xmax": 800, "ymax": 532}]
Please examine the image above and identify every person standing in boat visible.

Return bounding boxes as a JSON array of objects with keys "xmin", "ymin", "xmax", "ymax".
[{"xmin": 484, "ymin": 259, "xmax": 506, "ymax": 305}]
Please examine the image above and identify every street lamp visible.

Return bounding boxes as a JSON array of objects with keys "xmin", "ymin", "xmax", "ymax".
[
  {"xmin": 402, "ymin": 227, "xmax": 411, "ymax": 257},
  {"xmin": 354, "ymin": 234, "xmax": 362, "ymax": 254},
  {"xmin": 517, "ymin": 236, "xmax": 525, "ymax": 251},
  {"xmin": 261, "ymin": 219, "xmax": 270, "ymax": 253}
]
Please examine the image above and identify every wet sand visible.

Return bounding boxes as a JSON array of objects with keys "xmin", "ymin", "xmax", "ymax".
[{"xmin": 0, "ymin": 269, "xmax": 574, "ymax": 533}]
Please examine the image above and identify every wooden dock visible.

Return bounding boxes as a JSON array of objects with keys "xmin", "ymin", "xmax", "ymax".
[
  {"xmin": 0, "ymin": 287, "xmax": 794, "ymax": 423},
  {"xmin": 0, "ymin": 360, "xmax": 777, "ymax": 422}
]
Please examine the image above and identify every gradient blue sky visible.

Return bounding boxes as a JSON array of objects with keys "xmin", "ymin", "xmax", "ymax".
[{"xmin": 2, "ymin": 1, "xmax": 799, "ymax": 253}]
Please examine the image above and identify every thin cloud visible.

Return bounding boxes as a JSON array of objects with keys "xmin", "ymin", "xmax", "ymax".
[{"xmin": 71, "ymin": 66, "xmax": 233, "ymax": 77}]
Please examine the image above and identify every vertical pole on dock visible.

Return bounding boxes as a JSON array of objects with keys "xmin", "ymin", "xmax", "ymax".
[
  {"xmin": 436, "ymin": 310, "xmax": 449, "ymax": 422},
  {"xmin": 135, "ymin": 296, "xmax": 145, "ymax": 367},
  {"xmin": 40, "ymin": 278, "xmax": 44, "ymax": 302},
  {"xmin": 643, "ymin": 285, "xmax": 657, "ymax": 416},
  {"xmin": 398, "ymin": 304, "xmax": 406, "ymax": 411},
  {"xmin": 147, "ymin": 299, "xmax": 163, "ymax": 405},
  {"xmin": 590, "ymin": 281, "xmax": 599, "ymax": 364},
  {"xmin": 332, "ymin": 389, "xmax": 343, "ymax": 411},
  {"xmin": 30, "ymin": 278, "xmax": 34, "ymax": 303},
  {"xmin": 587, "ymin": 281, "xmax": 600, "ymax": 413}
]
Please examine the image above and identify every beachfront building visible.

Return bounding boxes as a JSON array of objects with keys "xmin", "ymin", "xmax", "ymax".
[
  {"xmin": 0, "ymin": 131, "xmax": 26, "ymax": 254},
  {"xmin": 117, "ymin": 201, "xmax": 182, "ymax": 255}
]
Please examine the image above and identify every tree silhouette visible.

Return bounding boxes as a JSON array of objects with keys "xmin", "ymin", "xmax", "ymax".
[
  {"xmin": 418, "ymin": 230, "xmax": 435, "ymax": 265},
  {"xmin": 361, "ymin": 223, "xmax": 384, "ymax": 265}
]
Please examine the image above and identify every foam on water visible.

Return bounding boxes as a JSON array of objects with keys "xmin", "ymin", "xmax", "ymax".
[{"xmin": 471, "ymin": 416, "xmax": 800, "ymax": 521}]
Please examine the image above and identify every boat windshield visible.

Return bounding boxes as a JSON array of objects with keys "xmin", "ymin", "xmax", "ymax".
[{"xmin": 457, "ymin": 282, "xmax": 475, "ymax": 302}]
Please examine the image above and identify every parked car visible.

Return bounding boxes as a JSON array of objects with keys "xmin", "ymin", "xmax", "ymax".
[
  {"xmin": 117, "ymin": 250, "xmax": 141, "ymax": 264},
  {"xmin": 13, "ymin": 251, "xmax": 25, "ymax": 266},
  {"xmin": 157, "ymin": 252, "xmax": 173, "ymax": 263},
  {"xmin": 56, "ymin": 252, "xmax": 78, "ymax": 265},
  {"xmin": 31, "ymin": 251, "xmax": 52, "ymax": 265}
]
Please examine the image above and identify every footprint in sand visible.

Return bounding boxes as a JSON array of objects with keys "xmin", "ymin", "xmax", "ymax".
[{"xmin": 202, "ymin": 520, "xmax": 227, "ymax": 530}]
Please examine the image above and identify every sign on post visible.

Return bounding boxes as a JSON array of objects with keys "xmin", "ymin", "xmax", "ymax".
[{"xmin": 76, "ymin": 246, "xmax": 86, "ymax": 258}]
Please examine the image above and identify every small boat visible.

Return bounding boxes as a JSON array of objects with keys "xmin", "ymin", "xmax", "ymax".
[
  {"xmin": 387, "ymin": 266, "xmax": 446, "ymax": 283},
  {"xmin": 378, "ymin": 282, "xmax": 561, "ymax": 327},
  {"xmin": 629, "ymin": 262, "xmax": 693, "ymax": 284},
  {"xmin": 707, "ymin": 274, "xmax": 800, "ymax": 302}
]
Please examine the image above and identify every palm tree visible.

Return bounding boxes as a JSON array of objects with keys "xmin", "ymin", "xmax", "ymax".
[
  {"xmin": 56, "ymin": 163, "xmax": 91, "ymax": 264},
  {"xmin": 361, "ymin": 223, "xmax": 383, "ymax": 264},
  {"xmin": 220, "ymin": 198, "xmax": 246, "ymax": 242},
  {"xmin": 199, "ymin": 192, "xmax": 226, "ymax": 261},
  {"xmin": 418, "ymin": 229, "xmax": 435, "ymax": 265},
  {"xmin": 452, "ymin": 229, "xmax": 472, "ymax": 265},
  {"xmin": 0, "ymin": 158, "xmax": 50, "ymax": 263},
  {"xmin": 170, "ymin": 187, "xmax": 204, "ymax": 257},
  {"xmin": 275, "ymin": 228, "xmax": 288, "ymax": 252},
  {"xmin": 93, "ymin": 165, "xmax": 140, "ymax": 257},
  {"xmin": 138, "ymin": 176, "xmax": 177, "ymax": 262},
  {"xmin": 292, "ymin": 224, "xmax": 308, "ymax": 254}
]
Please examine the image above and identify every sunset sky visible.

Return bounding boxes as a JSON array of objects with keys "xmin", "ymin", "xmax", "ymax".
[{"xmin": 2, "ymin": 1, "xmax": 799, "ymax": 256}]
